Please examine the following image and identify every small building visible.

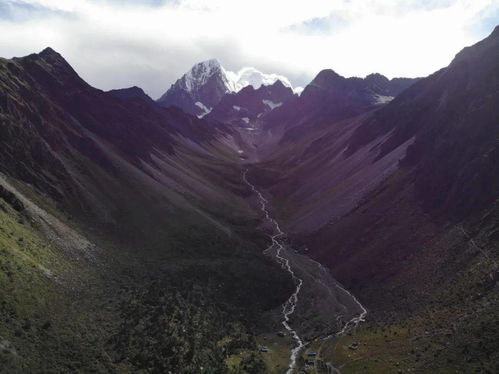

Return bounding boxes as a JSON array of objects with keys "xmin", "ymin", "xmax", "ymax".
[
  {"xmin": 305, "ymin": 359, "xmax": 315, "ymax": 365},
  {"xmin": 348, "ymin": 342, "xmax": 359, "ymax": 350},
  {"xmin": 260, "ymin": 347, "xmax": 269, "ymax": 353},
  {"xmin": 307, "ymin": 352, "xmax": 317, "ymax": 357}
]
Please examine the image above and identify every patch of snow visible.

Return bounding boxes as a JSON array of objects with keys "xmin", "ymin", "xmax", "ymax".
[
  {"xmin": 241, "ymin": 117, "xmax": 250, "ymax": 124},
  {"xmin": 195, "ymin": 101, "xmax": 211, "ymax": 118},
  {"xmin": 233, "ymin": 105, "xmax": 241, "ymax": 111},
  {"xmin": 293, "ymin": 86, "xmax": 304, "ymax": 95},
  {"xmin": 374, "ymin": 95, "xmax": 394, "ymax": 104},
  {"xmin": 237, "ymin": 150, "xmax": 244, "ymax": 154},
  {"xmin": 263, "ymin": 99, "xmax": 282, "ymax": 110}
]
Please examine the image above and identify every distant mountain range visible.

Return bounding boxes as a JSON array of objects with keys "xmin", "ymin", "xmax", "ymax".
[
  {"xmin": 157, "ymin": 59, "xmax": 297, "ymax": 117},
  {"xmin": 156, "ymin": 57, "xmax": 419, "ymax": 129}
]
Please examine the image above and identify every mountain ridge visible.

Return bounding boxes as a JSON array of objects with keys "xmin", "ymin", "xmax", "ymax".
[{"xmin": 205, "ymin": 79, "xmax": 296, "ymax": 127}]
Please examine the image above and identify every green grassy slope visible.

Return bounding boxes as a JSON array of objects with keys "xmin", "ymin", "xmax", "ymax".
[{"xmin": 0, "ymin": 165, "xmax": 294, "ymax": 373}]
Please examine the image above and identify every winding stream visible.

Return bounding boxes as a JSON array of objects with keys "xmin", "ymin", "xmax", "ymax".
[
  {"xmin": 242, "ymin": 168, "xmax": 368, "ymax": 373},
  {"xmin": 242, "ymin": 169, "xmax": 305, "ymax": 373}
]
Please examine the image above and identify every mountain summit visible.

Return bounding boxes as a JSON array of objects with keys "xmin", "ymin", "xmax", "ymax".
[
  {"xmin": 157, "ymin": 59, "xmax": 295, "ymax": 117},
  {"xmin": 157, "ymin": 59, "xmax": 232, "ymax": 117}
]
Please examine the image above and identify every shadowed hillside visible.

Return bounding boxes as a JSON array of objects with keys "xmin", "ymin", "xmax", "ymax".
[
  {"xmin": 0, "ymin": 48, "xmax": 294, "ymax": 373},
  {"xmin": 248, "ymin": 26, "xmax": 499, "ymax": 373}
]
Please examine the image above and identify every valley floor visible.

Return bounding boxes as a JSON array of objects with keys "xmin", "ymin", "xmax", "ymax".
[{"xmin": 241, "ymin": 169, "xmax": 368, "ymax": 374}]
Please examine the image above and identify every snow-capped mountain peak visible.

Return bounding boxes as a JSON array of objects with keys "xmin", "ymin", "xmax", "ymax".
[
  {"xmin": 157, "ymin": 59, "xmax": 232, "ymax": 117},
  {"xmin": 158, "ymin": 59, "xmax": 296, "ymax": 117},
  {"xmin": 182, "ymin": 59, "xmax": 224, "ymax": 91}
]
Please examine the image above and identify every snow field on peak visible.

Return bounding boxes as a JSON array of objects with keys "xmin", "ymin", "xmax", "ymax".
[
  {"xmin": 225, "ymin": 67, "xmax": 293, "ymax": 92},
  {"xmin": 180, "ymin": 59, "xmax": 297, "ymax": 94},
  {"xmin": 262, "ymin": 99, "xmax": 282, "ymax": 110},
  {"xmin": 195, "ymin": 101, "xmax": 211, "ymax": 118}
]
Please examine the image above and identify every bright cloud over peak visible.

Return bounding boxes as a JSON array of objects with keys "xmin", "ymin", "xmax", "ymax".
[{"xmin": 1, "ymin": 0, "xmax": 497, "ymax": 98}]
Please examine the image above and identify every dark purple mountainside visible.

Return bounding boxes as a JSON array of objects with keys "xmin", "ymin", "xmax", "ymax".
[
  {"xmin": 107, "ymin": 85, "xmax": 154, "ymax": 102},
  {"xmin": 231, "ymin": 70, "xmax": 419, "ymax": 162},
  {"xmin": 247, "ymin": 26, "xmax": 499, "ymax": 372},
  {"xmin": 343, "ymin": 24, "xmax": 499, "ymax": 220},
  {"xmin": 205, "ymin": 79, "xmax": 296, "ymax": 127},
  {"xmin": 0, "ymin": 48, "xmax": 293, "ymax": 373},
  {"xmin": 157, "ymin": 59, "xmax": 233, "ymax": 117},
  {"xmin": 0, "ymin": 47, "xmax": 237, "ymax": 211},
  {"xmin": 263, "ymin": 70, "xmax": 419, "ymax": 142}
]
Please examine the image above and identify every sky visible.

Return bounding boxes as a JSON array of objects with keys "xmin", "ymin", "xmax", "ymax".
[{"xmin": 0, "ymin": 0, "xmax": 498, "ymax": 98}]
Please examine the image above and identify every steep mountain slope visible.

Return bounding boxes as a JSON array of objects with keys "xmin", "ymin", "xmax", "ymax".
[
  {"xmin": 314, "ymin": 24, "xmax": 499, "ymax": 297},
  {"xmin": 346, "ymin": 26, "xmax": 499, "ymax": 219},
  {"xmin": 0, "ymin": 48, "xmax": 294, "ymax": 373},
  {"xmin": 230, "ymin": 71, "xmax": 418, "ymax": 163},
  {"xmin": 248, "ymin": 26, "xmax": 499, "ymax": 372},
  {"xmin": 205, "ymin": 80, "xmax": 296, "ymax": 127},
  {"xmin": 0, "ymin": 48, "xmax": 238, "ymax": 230},
  {"xmin": 263, "ymin": 71, "xmax": 419, "ymax": 142}
]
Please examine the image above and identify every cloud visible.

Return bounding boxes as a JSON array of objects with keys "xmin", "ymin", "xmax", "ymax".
[
  {"xmin": 0, "ymin": 0, "xmax": 497, "ymax": 98},
  {"xmin": 288, "ymin": 13, "xmax": 349, "ymax": 35}
]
